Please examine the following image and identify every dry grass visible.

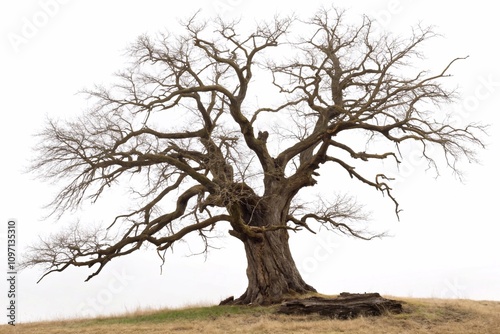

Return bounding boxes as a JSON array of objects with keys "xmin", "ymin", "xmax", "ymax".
[{"xmin": 2, "ymin": 297, "xmax": 500, "ymax": 334}]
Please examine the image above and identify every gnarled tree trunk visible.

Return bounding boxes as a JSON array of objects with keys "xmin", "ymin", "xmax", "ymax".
[
  {"xmin": 236, "ymin": 229, "xmax": 316, "ymax": 304},
  {"xmin": 227, "ymin": 197, "xmax": 316, "ymax": 305}
]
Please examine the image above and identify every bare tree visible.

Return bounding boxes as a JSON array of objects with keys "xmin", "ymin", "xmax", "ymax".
[{"xmin": 23, "ymin": 8, "xmax": 484, "ymax": 305}]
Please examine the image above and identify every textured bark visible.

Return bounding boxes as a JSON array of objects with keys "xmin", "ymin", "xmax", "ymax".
[
  {"xmin": 277, "ymin": 293, "xmax": 403, "ymax": 319},
  {"xmin": 234, "ymin": 229, "xmax": 316, "ymax": 305}
]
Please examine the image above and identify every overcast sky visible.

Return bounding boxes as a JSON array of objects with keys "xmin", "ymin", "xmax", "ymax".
[{"xmin": 1, "ymin": 0, "xmax": 499, "ymax": 323}]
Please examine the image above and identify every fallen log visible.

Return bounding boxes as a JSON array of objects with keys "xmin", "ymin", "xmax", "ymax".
[
  {"xmin": 277, "ymin": 292, "xmax": 403, "ymax": 319},
  {"xmin": 219, "ymin": 296, "xmax": 234, "ymax": 305}
]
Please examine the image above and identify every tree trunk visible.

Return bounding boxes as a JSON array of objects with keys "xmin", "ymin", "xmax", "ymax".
[{"xmin": 234, "ymin": 228, "xmax": 316, "ymax": 305}]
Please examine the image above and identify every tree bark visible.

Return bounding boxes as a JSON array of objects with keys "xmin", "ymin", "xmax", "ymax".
[
  {"xmin": 277, "ymin": 293, "xmax": 403, "ymax": 318},
  {"xmin": 234, "ymin": 228, "xmax": 316, "ymax": 305}
]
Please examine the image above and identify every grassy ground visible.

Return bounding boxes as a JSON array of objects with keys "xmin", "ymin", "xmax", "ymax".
[{"xmin": 2, "ymin": 297, "xmax": 500, "ymax": 334}]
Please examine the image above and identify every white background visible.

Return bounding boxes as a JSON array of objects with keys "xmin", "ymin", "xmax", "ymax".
[{"xmin": 1, "ymin": 0, "xmax": 499, "ymax": 323}]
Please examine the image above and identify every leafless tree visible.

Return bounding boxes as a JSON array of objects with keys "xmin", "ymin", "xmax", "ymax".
[{"xmin": 23, "ymin": 8, "xmax": 485, "ymax": 305}]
